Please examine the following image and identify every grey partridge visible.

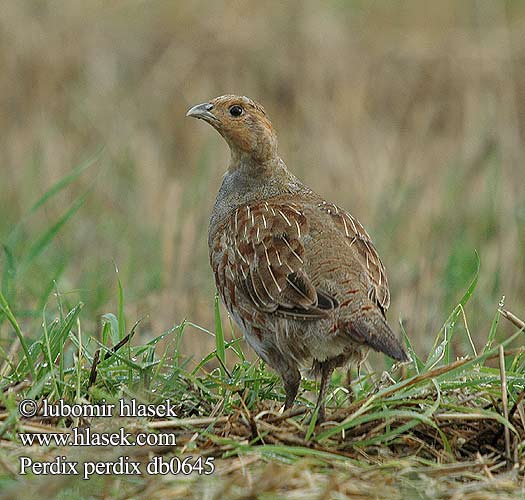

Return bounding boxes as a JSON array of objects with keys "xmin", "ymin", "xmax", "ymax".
[{"xmin": 187, "ymin": 95, "xmax": 409, "ymax": 421}]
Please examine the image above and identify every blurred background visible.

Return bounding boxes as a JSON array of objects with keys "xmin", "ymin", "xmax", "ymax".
[{"xmin": 1, "ymin": 0, "xmax": 524, "ymax": 364}]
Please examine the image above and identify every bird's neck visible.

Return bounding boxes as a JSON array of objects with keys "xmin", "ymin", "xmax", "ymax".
[
  {"xmin": 227, "ymin": 146, "xmax": 276, "ymax": 172},
  {"xmin": 228, "ymin": 150, "xmax": 280, "ymax": 176},
  {"xmin": 209, "ymin": 155, "xmax": 310, "ymax": 239},
  {"xmin": 221, "ymin": 155, "xmax": 295, "ymax": 207}
]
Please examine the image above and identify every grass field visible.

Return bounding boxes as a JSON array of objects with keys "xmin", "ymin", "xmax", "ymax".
[
  {"xmin": 1, "ymin": 1, "xmax": 524, "ymax": 498},
  {"xmin": 0, "ymin": 249, "xmax": 524, "ymax": 498}
]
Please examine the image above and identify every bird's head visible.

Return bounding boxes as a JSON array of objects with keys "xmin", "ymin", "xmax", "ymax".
[{"xmin": 186, "ymin": 95, "xmax": 278, "ymax": 167}]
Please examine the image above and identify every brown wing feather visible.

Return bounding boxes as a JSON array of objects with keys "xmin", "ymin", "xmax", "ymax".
[
  {"xmin": 212, "ymin": 202, "xmax": 336, "ymax": 319},
  {"xmin": 317, "ymin": 201, "xmax": 390, "ymax": 312}
]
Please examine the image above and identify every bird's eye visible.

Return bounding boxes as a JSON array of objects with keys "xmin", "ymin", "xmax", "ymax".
[{"xmin": 229, "ymin": 105, "xmax": 243, "ymax": 117}]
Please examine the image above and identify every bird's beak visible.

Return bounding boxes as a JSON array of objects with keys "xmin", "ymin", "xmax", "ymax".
[{"xmin": 186, "ymin": 102, "xmax": 217, "ymax": 122}]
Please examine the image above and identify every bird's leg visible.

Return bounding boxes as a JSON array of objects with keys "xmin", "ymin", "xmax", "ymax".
[
  {"xmin": 314, "ymin": 361, "xmax": 335, "ymax": 423},
  {"xmin": 345, "ymin": 367, "xmax": 355, "ymax": 403},
  {"xmin": 283, "ymin": 367, "xmax": 301, "ymax": 410}
]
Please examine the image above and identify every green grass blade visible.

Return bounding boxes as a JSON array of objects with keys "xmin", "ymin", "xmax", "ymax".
[
  {"xmin": 116, "ymin": 267, "xmax": 126, "ymax": 341},
  {"xmin": 400, "ymin": 318, "xmax": 423, "ymax": 373},
  {"xmin": 101, "ymin": 313, "xmax": 120, "ymax": 345},
  {"xmin": 23, "ymin": 190, "xmax": 90, "ymax": 267},
  {"xmin": 27, "ymin": 148, "xmax": 103, "ymax": 216},
  {"xmin": 484, "ymin": 306, "xmax": 501, "ymax": 354},
  {"xmin": 31, "ymin": 303, "xmax": 84, "ymax": 388},
  {"xmin": 41, "ymin": 305, "xmax": 59, "ymax": 396},
  {"xmin": 1, "ymin": 244, "xmax": 16, "ymax": 298},
  {"xmin": 1, "ymin": 150, "xmax": 102, "ymax": 296},
  {"xmin": 114, "ymin": 266, "xmax": 131, "ymax": 383},
  {"xmin": 305, "ymin": 408, "xmax": 319, "ymax": 440},
  {"xmin": 214, "ymin": 292, "xmax": 226, "ymax": 380},
  {"xmin": 92, "ymin": 339, "xmax": 144, "ymax": 371},
  {"xmin": 427, "ymin": 251, "xmax": 480, "ymax": 369},
  {"xmin": 0, "ymin": 290, "xmax": 35, "ymax": 380},
  {"xmin": 445, "ymin": 251, "xmax": 480, "ymax": 364}
]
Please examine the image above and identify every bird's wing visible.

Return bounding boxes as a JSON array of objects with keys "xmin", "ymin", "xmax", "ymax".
[
  {"xmin": 212, "ymin": 202, "xmax": 337, "ymax": 319},
  {"xmin": 316, "ymin": 201, "xmax": 390, "ymax": 313}
]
